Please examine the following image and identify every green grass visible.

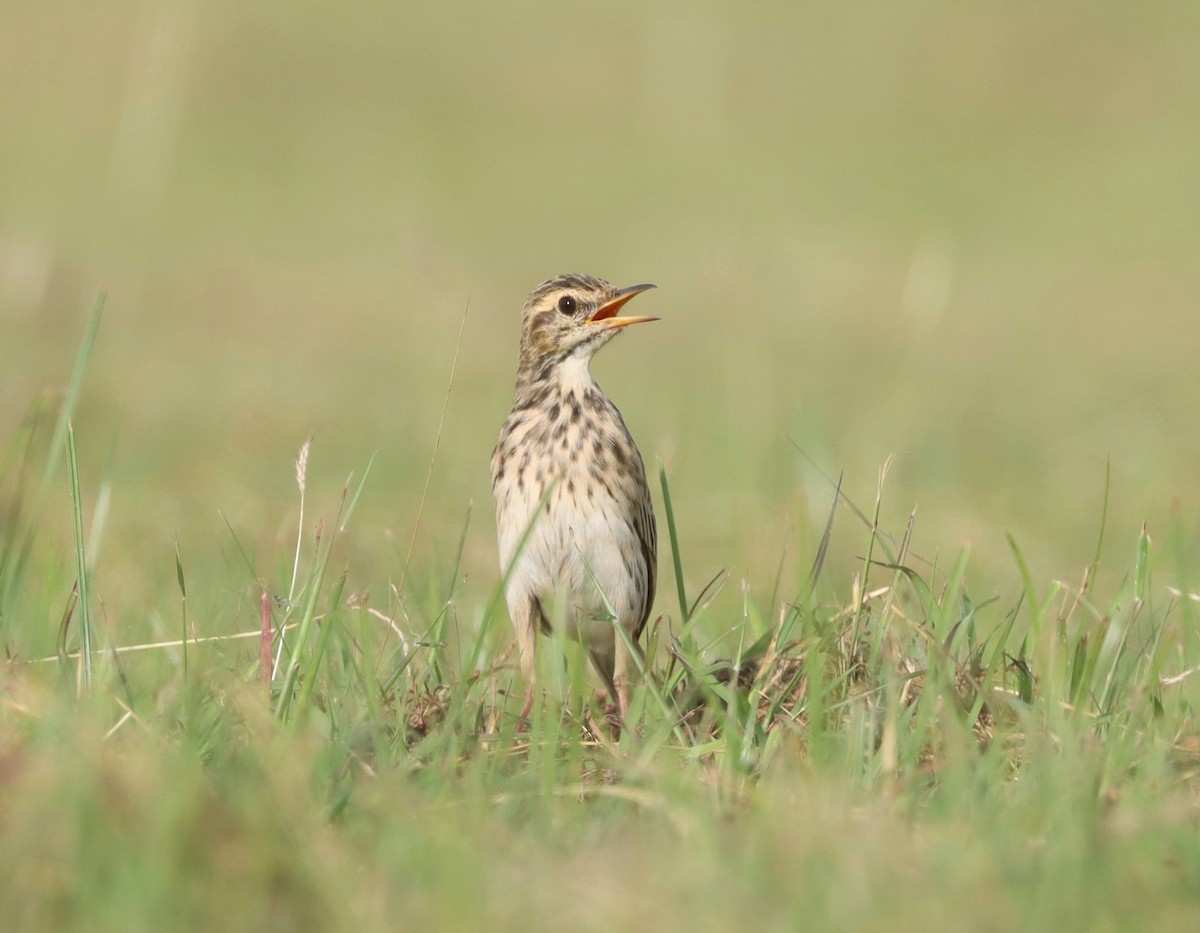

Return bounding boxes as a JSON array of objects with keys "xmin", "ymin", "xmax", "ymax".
[
  {"xmin": 4, "ymin": 2, "xmax": 1200, "ymax": 928},
  {"xmin": 3, "ymin": 312, "xmax": 1200, "ymax": 931}
]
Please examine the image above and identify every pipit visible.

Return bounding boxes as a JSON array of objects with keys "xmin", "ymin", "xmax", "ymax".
[{"xmin": 491, "ymin": 274, "xmax": 658, "ymax": 725}]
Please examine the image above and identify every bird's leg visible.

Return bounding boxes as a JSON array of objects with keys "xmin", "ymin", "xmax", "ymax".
[
  {"xmin": 517, "ymin": 682, "xmax": 535, "ymax": 732},
  {"xmin": 513, "ymin": 598, "xmax": 539, "ymax": 732},
  {"xmin": 585, "ymin": 646, "xmax": 627, "ymax": 739},
  {"xmin": 612, "ymin": 635, "xmax": 638, "ymax": 727}
]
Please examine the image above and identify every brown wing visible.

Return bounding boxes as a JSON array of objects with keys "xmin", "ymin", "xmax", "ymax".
[{"xmin": 631, "ymin": 464, "xmax": 657, "ymax": 640}]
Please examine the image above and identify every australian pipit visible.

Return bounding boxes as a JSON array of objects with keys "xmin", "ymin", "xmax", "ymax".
[{"xmin": 491, "ymin": 274, "xmax": 658, "ymax": 725}]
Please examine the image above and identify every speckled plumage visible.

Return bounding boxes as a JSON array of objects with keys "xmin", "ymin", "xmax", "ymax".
[{"xmin": 491, "ymin": 274, "xmax": 658, "ymax": 722}]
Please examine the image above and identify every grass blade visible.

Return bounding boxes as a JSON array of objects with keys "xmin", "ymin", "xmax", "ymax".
[
  {"xmin": 1007, "ymin": 532, "xmax": 1041, "ymax": 648},
  {"xmin": 658, "ymin": 459, "xmax": 688, "ymax": 623},
  {"xmin": 1084, "ymin": 456, "xmax": 1111, "ymax": 596},
  {"xmin": 65, "ymin": 422, "xmax": 92, "ymax": 691},
  {"xmin": 1, "ymin": 295, "xmax": 104, "ymax": 626},
  {"xmin": 804, "ymin": 472, "xmax": 841, "ymax": 600},
  {"xmin": 42, "ymin": 294, "xmax": 105, "ymax": 501},
  {"xmin": 1133, "ymin": 523, "xmax": 1151, "ymax": 604},
  {"xmin": 174, "ymin": 537, "xmax": 188, "ymax": 680}
]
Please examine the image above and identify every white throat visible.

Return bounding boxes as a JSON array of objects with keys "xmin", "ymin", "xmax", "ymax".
[{"xmin": 555, "ymin": 352, "xmax": 598, "ymax": 394}]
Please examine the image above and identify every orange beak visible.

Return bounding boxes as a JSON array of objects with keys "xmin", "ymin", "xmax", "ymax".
[{"xmin": 588, "ymin": 283, "xmax": 658, "ymax": 330}]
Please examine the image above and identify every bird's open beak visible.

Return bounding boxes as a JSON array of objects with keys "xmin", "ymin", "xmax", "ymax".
[{"xmin": 588, "ymin": 283, "xmax": 658, "ymax": 330}]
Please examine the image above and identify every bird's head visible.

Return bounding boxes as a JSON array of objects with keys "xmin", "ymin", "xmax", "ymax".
[{"xmin": 516, "ymin": 274, "xmax": 657, "ymax": 380}]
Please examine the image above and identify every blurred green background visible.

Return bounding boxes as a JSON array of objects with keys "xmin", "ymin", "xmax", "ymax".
[{"xmin": 3, "ymin": 0, "xmax": 1198, "ymax": 643}]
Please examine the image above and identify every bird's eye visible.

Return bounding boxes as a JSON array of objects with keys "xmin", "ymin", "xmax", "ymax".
[{"xmin": 557, "ymin": 295, "xmax": 578, "ymax": 316}]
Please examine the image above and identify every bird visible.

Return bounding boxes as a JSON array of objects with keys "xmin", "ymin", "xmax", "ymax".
[{"xmin": 491, "ymin": 273, "xmax": 659, "ymax": 727}]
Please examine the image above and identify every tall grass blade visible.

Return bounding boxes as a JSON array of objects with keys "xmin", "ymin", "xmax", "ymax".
[
  {"xmin": 274, "ymin": 461, "xmax": 371, "ymax": 721},
  {"xmin": 658, "ymin": 459, "xmax": 688, "ymax": 623},
  {"xmin": 174, "ymin": 537, "xmax": 188, "ymax": 680},
  {"xmin": 295, "ymin": 571, "xmax": 349, "ymax": 718},
  {"xmin": 260, "ymin": 588, "xmax": 273, "ymax": 695},
  {"xmin": 289, "ymin": 437, "xmax": 312, "ymax": 605},
  {"xmin": 65, "ymin": 423, "xmax": 93, "ymax": 691},
  {"xmin": 1007, "ymin": 533, "xmax": 1041, "ymax": 647},
  {"xmin": 274, "ymin": 536, "xmax": 332, "ymax": 721},
  {"xmin": 1085, "ymin": 456, "xmax": 1111, "ymax": 595},
  {"xmin": 42, "ymin": 293, "xmax": 105, "ymax": 501},
  {"xmin": 1134, "ymin": 523, "xmax": 1151, "ymax": 604},
  {"xmin": 851, "ymin": 457, "xmax": 891, "ymax": 641},
  {"xmin": 1, "ymin": 295, "xmax": 104, "ymax": 625},
  {"xmin": 804, "ymin": 472, "xmax": 841, "ymax": 598}
]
